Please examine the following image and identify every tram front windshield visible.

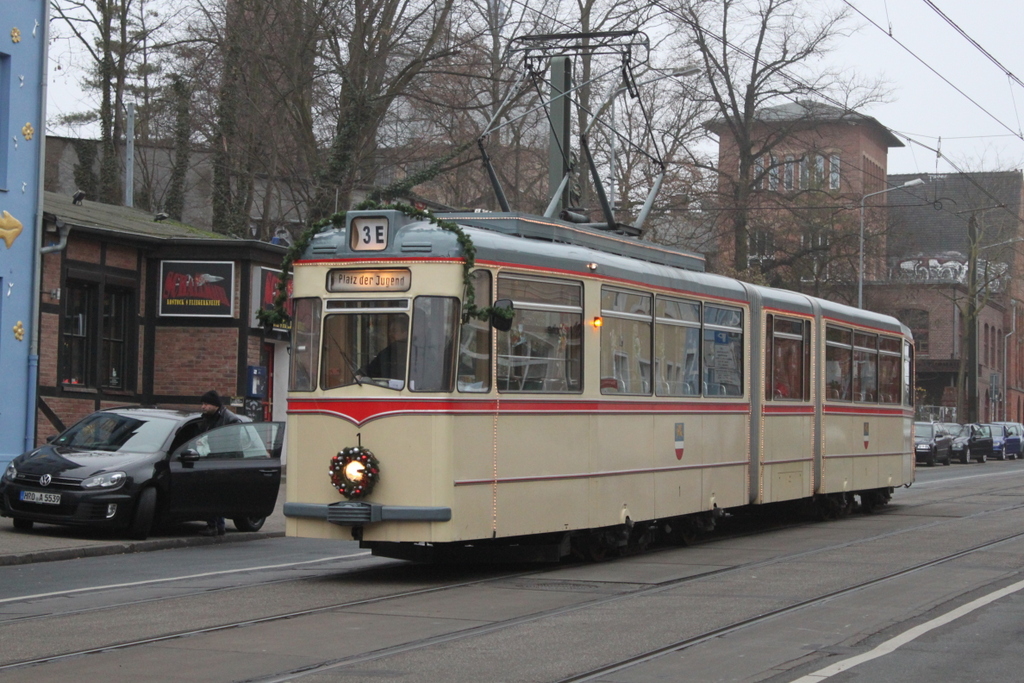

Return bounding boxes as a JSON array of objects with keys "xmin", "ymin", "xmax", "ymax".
[
  {"xmin": 318, "ymin": 297, "xmax": 460, "ymax": 392},
  {"xmin": 322, "ymin": 312, "xmax": 410, "ymax": 389}
]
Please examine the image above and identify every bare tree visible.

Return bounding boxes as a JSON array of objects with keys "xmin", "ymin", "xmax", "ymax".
[
  {"xmin": 51, "ymin": 0, "xmax": 185, "ymax": 204},
  {"xmin": 662, "ymin": 0, "xmax": 887, "ymax": 277}
]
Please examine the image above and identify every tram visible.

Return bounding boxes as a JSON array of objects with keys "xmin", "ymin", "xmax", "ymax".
[{"xmin": 282, "ymin": 208, "xmax": 914, "ymax": 561}]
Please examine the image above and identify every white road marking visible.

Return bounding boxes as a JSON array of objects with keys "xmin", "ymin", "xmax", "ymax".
[
  {"xmin": 0, "ymin": 552, "xmax": 369, "ymax": 605},
  {"xmin": 790, "ymin": 577, "xmax": 1024, "ymax": 682}
]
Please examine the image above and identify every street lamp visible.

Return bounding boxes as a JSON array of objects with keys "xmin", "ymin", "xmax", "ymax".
[{"xmin": 858, "ymin": 178, "xmax": 926, "ymax": 308}]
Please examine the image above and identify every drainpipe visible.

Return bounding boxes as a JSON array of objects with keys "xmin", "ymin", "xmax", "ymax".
[
  {"xmin": 1004, "ymin": 300, "xmax": 1016, "ymax": 421},
  {"xmin": 26, "ymin": 3, "xmax": 50, "ymax": 451}
]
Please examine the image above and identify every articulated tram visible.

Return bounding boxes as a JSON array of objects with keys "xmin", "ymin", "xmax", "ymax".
[{"xmin": 282, "ymin": 208, "xmax": 914, "ymax": 561}]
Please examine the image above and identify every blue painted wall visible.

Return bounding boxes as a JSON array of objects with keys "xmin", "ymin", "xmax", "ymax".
[{"xmin": 0, "ymin": 2, "xmax": 47, "ymax": 465}]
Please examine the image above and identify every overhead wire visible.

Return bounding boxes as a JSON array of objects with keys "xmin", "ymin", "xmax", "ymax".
[
  {"xmin": 653, "ymin": 1, "xmax": 1023, "ymax": 227},
  {"xmin": 840, "ymin": 0, "xmax": 1024, "ymax": 144},
  {"xmin": 487, "ymin": 0, "xmax": 1024, "ymax": 229}
]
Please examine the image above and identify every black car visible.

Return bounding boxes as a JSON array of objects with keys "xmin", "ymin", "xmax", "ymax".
[
  {"xmin": 949, "ymin": 423, "xmax": 993, "ymax": 464},
  {"xmin": 0, "ymin": 408, "xmax": 283, "ymax": 539},
  {"xmin": 914, "ymin": 421, "xmax": 952, "ymax": 466}
]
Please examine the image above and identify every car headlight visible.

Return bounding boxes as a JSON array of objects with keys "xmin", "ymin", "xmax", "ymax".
[
  {"xmin": 2, "ymin": 463, "xmax": 15, "ymax": 481},
  {"xmin": 81, "ymin": 471, "xmax": 127, "ymax": 489}
]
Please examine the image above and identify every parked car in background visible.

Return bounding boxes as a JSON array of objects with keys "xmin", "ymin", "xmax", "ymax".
[
  {"xmin": 949, "ymin": 423, "xmax": 993, "ymax": 464},
  {"xmin": 914, "ymin": 421, "xmax": 953, "ymax": 466},
  {"xmin": 987, "ymin": 422, "xmax": 1024, "ymax": 460},
  {"xmin": 0, "ymin": 408, "xmax": 283, "ymax": 539}
]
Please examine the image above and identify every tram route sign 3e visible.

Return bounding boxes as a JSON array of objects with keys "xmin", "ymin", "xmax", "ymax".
[{"xmin": 159, "ymin": 261, "xmax": 235, "ymax": 317}]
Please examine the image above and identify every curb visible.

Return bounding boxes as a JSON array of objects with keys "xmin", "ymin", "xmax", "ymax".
[{"xmin": 0, "ymin": 530, "xmax": 285, "ymax": 567}]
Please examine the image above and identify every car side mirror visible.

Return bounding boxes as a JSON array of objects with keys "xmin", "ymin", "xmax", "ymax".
[
  {"xmin": 179, "ymin": 449, "xmax": 201, "ymax": 462},
  {"xmin": 46, "ymin": 435, "xmax": 57, "ymax": 443},
  {"xmin": 491, "ymin": 299, "xmax": 514, "ymax": 332}
]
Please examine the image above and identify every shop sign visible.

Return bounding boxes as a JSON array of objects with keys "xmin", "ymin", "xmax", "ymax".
[{"xmin": 160, "ymin": 261, "xmax": 235, "ymax": 317}]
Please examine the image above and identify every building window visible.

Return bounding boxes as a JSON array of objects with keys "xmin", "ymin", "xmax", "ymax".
[
  {"xmin": 768, "ymin": 155, "xmax": 779, "ymax": 190},
  {"xmin": 799, "ymin": 156, "xmax": 809, "ymax": 189},
  {"xmin": 829, "ymin": 154, "xmax": 841, "ymax": 190},
  {"xmin": 898, "ymin": 309, "xmax": 929, "ymax": 356},
  {"xmin": 62, "ymin": 278, "xmax": 135, "ymax": 390},
  {"xmin": 753, "ymin": 156, "xmax": 764, "ymax": 190},
  {"xmin": 802, "ymin": 229, "xmax": 830, "ymax": 280},
  {"xmin": 813, "ymin": 154, "xmax": 825, "ymax": 189},
  {"xmin": 784, "ymin": 155, "xmax": 795, "ymax": 191},
  {"xmin": 749, "ymin": 230, "xmax": 774, "ymax": 266},
  {"xmin": 62, "ymin": 282, "xmax": 97, "ymax": 386}
]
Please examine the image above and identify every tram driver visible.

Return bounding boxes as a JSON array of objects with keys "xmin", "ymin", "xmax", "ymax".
[{"xmin": 362, "ymin": 316, "xmax": 409, "ymax": 380}]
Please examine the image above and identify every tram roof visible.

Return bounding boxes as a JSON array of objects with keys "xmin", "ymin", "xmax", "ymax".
[
  {"xmin": 435, "ymin": 212, "xmax": 706, "ymax": 272},
  {"xmin": 307, "ymin": 209, "xmax": 909, "ymax": 336}
]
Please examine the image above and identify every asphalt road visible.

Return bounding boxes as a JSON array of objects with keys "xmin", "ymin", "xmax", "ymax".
[{"xmin": 3, "ymin": 461, "xmax": 1024, "ymax": 682}]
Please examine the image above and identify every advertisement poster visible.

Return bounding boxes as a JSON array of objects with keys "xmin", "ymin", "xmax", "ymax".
[{"xmin": 159, "ymin": 261, "xmax": 235, "ymax": 317}]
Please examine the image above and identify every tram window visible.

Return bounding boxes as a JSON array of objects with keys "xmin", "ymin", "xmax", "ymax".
[
  {"xmin": 703, "ymin": 305, "xmax": 743, "ymax": 397},
  {"xmin": 410, "ymin": 297, "xmax": 459, "ymax": 392},
  {"xmin": 878, "ymin": 337, "xmax": 902, "ymax": 403},
  {"xmin": 458, "ymin": 270, "xmax": 491, "ymax": 393},
  {"xmin": 853, "ymin": 332, "xmax": 878, "ymax": 402},
  {"xmin": 655, "ymin": 297, "xmax": 700, "ymax": 396},
  {"xmin": 825, "ymin": 325, "xmax": 852, "ymax": 401},
  {"xmin": 766, "ymin": 315, "xmax": 808, "ymax": 401},
  {"xmin": 601, "ymin": 288, "xmax": 653, "ymax": 395},
  {"xmin": 904, "ymin": 340, "xmax": 914, "ymax": 406},
  {"xmin": 289, "ymin": 298, "xmax": 321, "ymax": 392},
  {"xmin": 321, "ymin": 309, "xmax": 409, "ymax": 390},
  {"xmin": 496, "ymin": 276, "xmax": 582, "ymax": 393}
]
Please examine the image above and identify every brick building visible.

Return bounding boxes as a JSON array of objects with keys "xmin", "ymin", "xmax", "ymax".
[
  {"xmin": 35, "ymin": 191, "xmax": 290, "ymax": 445},
  {"xmin": 706, "ymin": 100, "xmax": 905, "ymax": 294},
  {"xmin": 707, "ymin": 100, "xmax": 1021, "ymax": 423},
  {"xmin": 883, "ymin": 172, "xmax": 1024, "ymax": 423}
]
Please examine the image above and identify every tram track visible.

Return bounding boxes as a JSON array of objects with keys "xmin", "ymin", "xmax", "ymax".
[
  {"xmin": 6, "ymin": 487, "xmax": 1024, "ymax": 678},
  {"xmin": 243, "ymin": 518, "xmax": 1024, "ymax": 682}
]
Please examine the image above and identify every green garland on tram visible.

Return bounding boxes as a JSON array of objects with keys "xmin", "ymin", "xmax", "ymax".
[{"xmin": 256, "ymin": 200, "xmax": 513, "ymax": 331}]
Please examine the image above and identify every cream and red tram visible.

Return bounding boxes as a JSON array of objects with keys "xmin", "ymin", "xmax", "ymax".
[{"xmin": 283, "ymin": 209, "xmax": 914, "ymax": 561}]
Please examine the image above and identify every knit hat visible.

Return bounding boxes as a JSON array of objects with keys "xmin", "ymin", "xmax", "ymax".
[{"xmin": 200, "ymin": 390, "xmax": 222, "ymax": 407}]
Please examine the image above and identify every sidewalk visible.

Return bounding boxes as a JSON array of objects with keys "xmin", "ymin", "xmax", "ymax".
[{"xmin": 0, "ymin": 482, "xmax": 286, "ymax": 567}]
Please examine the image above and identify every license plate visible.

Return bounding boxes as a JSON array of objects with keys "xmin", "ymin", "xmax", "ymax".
[{"xmin": 20, "ymin": 490, "xmax": 61, "ymax": 505}]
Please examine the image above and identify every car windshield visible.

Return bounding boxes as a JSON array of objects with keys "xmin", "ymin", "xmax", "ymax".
[
  {"xmin": 947, "ymin": 424, "xmax": 965, "ymax": 437},
  {"xmin": 915, "ymin": 423, "xmax": 933, "ymax": 438},
  {"xmin": 53, "ymin": 412, "xmax": 179, "ymax": 453}
]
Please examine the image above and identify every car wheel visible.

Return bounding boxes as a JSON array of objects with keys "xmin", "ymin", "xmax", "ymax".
[
  {"xmin": 961, "ymin": 452, "xmax": 971, "ymax": 464},
  {"xmin": 12, "ymin": 518, "xmax": 33, "ymax": 531},
  {"xmin": 233, "ymin": 516, "xmax": 266, "ymax": 532},
  {"xmin": 127, "ymin": 487, "xmax": 157, "ymax": 540},
  {"xmin": 928, "ymin": 451, "xmax": 936, "ymax": 467},
  {"xmin": 979, "ymin": 452, "xmax": 988, "ymax": 463}
]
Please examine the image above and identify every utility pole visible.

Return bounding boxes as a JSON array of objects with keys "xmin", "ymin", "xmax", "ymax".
[{"xmin": 965, "ymin": 215, "xmax": 978, "ymax": 423}]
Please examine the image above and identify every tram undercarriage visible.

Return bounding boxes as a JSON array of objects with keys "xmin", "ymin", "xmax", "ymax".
[{"xmin": 355, "ymin": 487, "xmax": 895, "ymax": 564}]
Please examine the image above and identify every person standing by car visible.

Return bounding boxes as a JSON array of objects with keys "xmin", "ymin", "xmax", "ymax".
[{"xmin": 197, "ymin": 390, "xmax": 242, "ymax": 536}]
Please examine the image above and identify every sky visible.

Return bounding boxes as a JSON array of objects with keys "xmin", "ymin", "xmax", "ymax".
[
  {"xmin": 827, "ymin": 0, "xmax": 1024, "ymax": 175},
  {"xmin": 43, "ymin": 0, "xmax": 1024, "ymax": 177}
]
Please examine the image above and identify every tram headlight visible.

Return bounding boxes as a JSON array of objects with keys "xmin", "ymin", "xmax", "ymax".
[
  {"xmin": 343, "ymin": 460, "xmax": 366, "ymax": 483},
  {"xmin": 329, "ymin": 446, "xmax": 381, "ymax": 499}
]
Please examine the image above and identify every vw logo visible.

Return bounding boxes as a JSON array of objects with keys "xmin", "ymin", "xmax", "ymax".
[{"xmin": 39, "ymin": 474, "xmax": 51, "ymax": 487}]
